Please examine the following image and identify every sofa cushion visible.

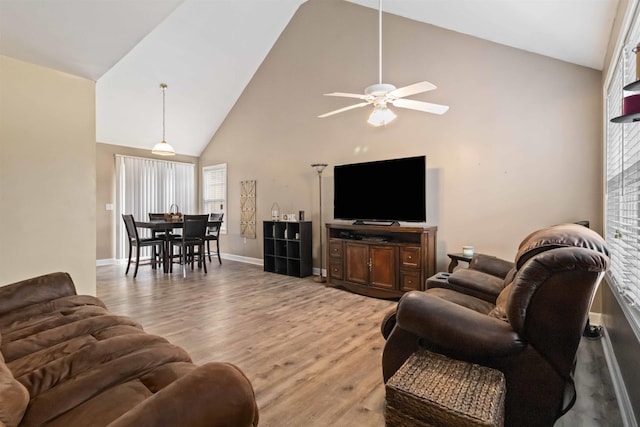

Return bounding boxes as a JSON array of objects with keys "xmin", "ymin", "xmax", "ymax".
[
  {"xmin": 488, "ymin": 282, "xmax": 513, "ymax": 322},
  {"xmin": 0, "ymin": 335, "xmax": 29, "ymax": 427},
  {"xmin": 424, "ymin": 288, "xmax": 495, "ymax": 315}
]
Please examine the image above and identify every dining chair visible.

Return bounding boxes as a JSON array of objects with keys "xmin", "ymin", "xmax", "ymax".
[
  {"xmin": 147, "ymin": 212, "xmax": 169, "ymax": 264},
  {"xmin": 204, "ymin": 213, "xmax": 224, "ymax": 264},
  {"xmin": 171, "ymin": 214, "xmax": 209, "ymax": 278},
  {"xmin": 122, "ymin": 214, "xmax": 165, "ymax": 278}
]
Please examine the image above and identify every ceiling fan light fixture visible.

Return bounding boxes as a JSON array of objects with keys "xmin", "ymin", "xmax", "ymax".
[
  {"xmin": 151, "ymin": 83, "xmax": 176, "ymax": 156},
  {"xmin": 368, "ymin": 105, "xmax": 396, "ymax": 127}
]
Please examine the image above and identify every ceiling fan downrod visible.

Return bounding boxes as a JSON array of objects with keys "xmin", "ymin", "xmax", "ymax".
[{"xmin": 378, "ymin": 0, "xmax": 382, "ymax": 85}]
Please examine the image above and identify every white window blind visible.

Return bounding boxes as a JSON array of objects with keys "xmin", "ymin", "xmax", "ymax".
[
  {"xmin": 115, "ymin": 155, "xmax": 195, "ymax": 259},
  {"xmin": 605, "ymin": 5, "xmax": 640, "ymax": 316},
  {"xmin": 203, "ymin": 164, "xmax": 227, "ymax": 234}
]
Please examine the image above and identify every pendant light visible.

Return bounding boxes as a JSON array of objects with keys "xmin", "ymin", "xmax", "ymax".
[{"xmin": 151, "ymin": 83, "xmax": 176, "ymax": 156}]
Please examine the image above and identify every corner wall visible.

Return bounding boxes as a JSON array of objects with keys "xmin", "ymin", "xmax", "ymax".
[
  {"xmin": 199, "ymin": 0, "xmax": 603, "ymax": 275},
  {"xmin": 0, "ymin": 55, "xmax": 96, "ymax": 295}
]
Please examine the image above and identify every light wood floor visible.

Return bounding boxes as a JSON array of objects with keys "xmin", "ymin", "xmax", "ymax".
[{"xmin": 97, "ymin": 260, "xmax": 622, "ymax": 427}]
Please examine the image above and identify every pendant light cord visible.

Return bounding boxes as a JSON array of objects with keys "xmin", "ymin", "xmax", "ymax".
[
  {"xmin": 160, "ymin": 83, "xmax": 167, "ymax": 142},
  {"xmin": 162, "ymin": 85, "xmax": 166, "ymax": 142}
]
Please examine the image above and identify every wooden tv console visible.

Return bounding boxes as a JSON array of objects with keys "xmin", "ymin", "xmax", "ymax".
[{"xmin": 325, "ymin": 223, "xmax": 437, "ymax": 299}]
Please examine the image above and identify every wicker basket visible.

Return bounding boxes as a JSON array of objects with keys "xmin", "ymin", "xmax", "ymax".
[
  {"xmin": 164, "ymin": 204, "xmax": 183, "ymax": 222},
  {"xmin": 385, "ymin": 350, "xmax": 505, "ymax": 427},
  {"xmin": 163, "ymin": 212, "xmax": 183, "ymax": 222}
]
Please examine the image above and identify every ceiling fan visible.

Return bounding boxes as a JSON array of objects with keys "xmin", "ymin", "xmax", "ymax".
[{"xmin": 318, "ymin": 0, "xmax": 449, "ymax": 126}]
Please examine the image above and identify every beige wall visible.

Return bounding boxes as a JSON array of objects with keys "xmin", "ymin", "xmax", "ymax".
[
  {"xmin": 0, "ymin": 55, "xmax": 96, "ymax": 295},
  {"xmin": 95, "ymin": 142, "xmax": 199, "ymax": 261},
  {"xmin": 200, "ymin": 0, "xmax": 603, "ymax": 273}
]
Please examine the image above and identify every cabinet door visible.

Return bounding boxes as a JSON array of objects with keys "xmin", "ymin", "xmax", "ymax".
[
  {"xmin": 345, "ymin": 243, "xmax": 369, "ymax": 285},
  {"xmin": 400, "ymin": 270, "xmax": 420, "ymax": 291},
  {"xmin": 400, "ymin": 246, "xmax": 421, "ymax": 269},
  {"xmin": 329, "ymin": 239, "xmax": 343, "ymax": 258},
  {"xmin": 370, "ymin": 245, "xmax": 396, "ymax": 290}
]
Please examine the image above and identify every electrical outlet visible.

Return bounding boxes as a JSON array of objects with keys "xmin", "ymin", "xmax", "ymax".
[{"xmin": 105, "ymin": 203, "xmax": 114, "ymax": 211}]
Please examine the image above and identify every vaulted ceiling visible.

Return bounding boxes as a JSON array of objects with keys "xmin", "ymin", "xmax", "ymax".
[{"xmin": 0, "ymin": 0, "xmax": 619, "ymax": 156}]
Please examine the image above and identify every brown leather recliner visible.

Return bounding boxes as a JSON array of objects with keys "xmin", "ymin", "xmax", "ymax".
[
  {"xmin": 380, "ymin": 253, "xmax": 516, "ymax": 339},
  {"xmin": 381, "ymin": 223, "xmax": 610, "ymax": 427}
]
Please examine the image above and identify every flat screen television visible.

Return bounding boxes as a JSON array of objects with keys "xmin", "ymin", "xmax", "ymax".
[{"xmin": 333, "ymin": 155, "xmax": 426, "ymax": 224}]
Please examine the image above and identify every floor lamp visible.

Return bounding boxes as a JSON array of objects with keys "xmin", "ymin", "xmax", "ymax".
[{"xmin": 311, "ymin": 163, "xmax": 328, "ymax": 283}]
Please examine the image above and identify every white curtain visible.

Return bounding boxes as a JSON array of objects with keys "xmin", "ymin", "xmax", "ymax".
[{"xmin": 115, "ymin": 155, "xmax": 195, "ymax": 259}]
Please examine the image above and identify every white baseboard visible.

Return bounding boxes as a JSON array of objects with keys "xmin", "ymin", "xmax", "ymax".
[
  {"xmin": 98, "ymin": 254, "xmax": 262, "ymax": 267},
  {"xmin": 312, "ymin": 267, "xmax": 326, "ymax": 277},
  {"xmin": 220, "ymin": 253, "xmax": 263, "ymax": 266},
  {"xmin": 600, "ymin": 324, "xmax": 638, "ymax": 427}
]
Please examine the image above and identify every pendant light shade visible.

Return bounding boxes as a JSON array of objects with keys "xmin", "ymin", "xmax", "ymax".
[
  {"xmin": 152, "ymin": 83, "xmax": 176, "ymax": 156},
  {"xmin": 152, "ymin": 140, "xmax": 175, "ymax": 156}
]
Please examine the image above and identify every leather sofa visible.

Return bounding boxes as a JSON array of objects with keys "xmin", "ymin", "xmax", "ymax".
[
  {"xmin": 0, "ymin": 272, "xmax": 259, "ymax": 427},
  {"xmin": 381, "ymin": 223, "xmax": 609, "ymax": 427}
]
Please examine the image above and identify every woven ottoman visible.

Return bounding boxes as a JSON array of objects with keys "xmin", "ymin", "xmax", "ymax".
[{"xmin": 385, "ymin": 350, "xmax": 506, "ymax": 427}]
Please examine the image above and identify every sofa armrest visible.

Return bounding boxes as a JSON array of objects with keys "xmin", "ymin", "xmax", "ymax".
[
  {"xmin": 0, "ymin": 272, "xmax": 77, "ymax": 316},
  {"xmin": 437, "ymin": 254, "xmax": 515, "ymax": 303},
  {"xmin": 396, "ymin": 291, "xmax": 525, "ymax": 360},
  {"xmin": 106, "ymin": 362, "xmax": 259, "ymax": 427},
  {"xmin": 469, "ymin": 253, "xmax": 515, "ymax": 278},
  {"xmin": 431, "ymin": 269, "xmax": 504, "ymax": 303},
  {"xmin": 380, "ymin": 307, "xmax": 398, "ymax": 339}
]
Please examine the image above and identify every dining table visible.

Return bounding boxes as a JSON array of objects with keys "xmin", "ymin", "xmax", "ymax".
[{"xmin": 136, "ymin": 219, "xmax": 223, "ymax": 273}]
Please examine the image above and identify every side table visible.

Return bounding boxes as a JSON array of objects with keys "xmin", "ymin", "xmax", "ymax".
[{"xmin": 447, "ymin": 253, "xmax": 472, "ymax": 273}]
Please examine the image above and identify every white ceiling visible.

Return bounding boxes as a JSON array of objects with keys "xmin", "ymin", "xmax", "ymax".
[{"xmin": 0, "ymin": 0, "xmax": 619, "ymax": 156}]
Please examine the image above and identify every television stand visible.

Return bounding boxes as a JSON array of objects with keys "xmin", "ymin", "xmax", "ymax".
[
  {"xmin": 326, "ymin": 223, "xmax": 437, "ymax": 299},
  {"xmin": 353, "ymin": 220, "xmax": 401, "ymax": 226}
]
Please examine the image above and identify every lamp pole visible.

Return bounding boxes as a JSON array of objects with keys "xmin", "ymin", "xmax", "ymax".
[{"xmin": 311, "ymin": 163, "xmax": 328, "ymax": 283}]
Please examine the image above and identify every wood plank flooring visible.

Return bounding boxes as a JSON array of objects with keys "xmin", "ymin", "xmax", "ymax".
[{"xmin": 97, "ymin": 261, "xmax": 622, "ymax": 427}]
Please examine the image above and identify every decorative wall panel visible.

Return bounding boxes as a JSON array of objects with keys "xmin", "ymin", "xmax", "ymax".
[{"xmin": 240, "ymin": 180, "xmax": 256, "ymax": 238}]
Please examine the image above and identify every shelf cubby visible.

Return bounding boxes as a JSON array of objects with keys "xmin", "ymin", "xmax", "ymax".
[{"xmin": 263, "ymin": 221, "xmax": 312, "ymax": 278}]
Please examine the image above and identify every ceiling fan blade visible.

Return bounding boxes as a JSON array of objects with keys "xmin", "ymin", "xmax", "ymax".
[
  {"xmin": 391, "ymin": 98, "xmax": 449, "ymax": 115},
  {"xmin": 389, "ymin": 81, "xmax": 437, "ymax": 99},
  {"xmin": 324, "ymin": 92, "xmax": 368, "ymax": 100},
  {"xmin": 318, "ymin": 102, "xmax": 370, "ymax": 118}
]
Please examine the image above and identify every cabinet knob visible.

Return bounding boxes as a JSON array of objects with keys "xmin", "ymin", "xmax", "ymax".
[
  {"xmin": 408, "ymin": 256, "xmax": 412, "ymax": 259},
  {"xmin": 408, "ymin": 280, "xmax": 412, "ymax": 284},
  {"xmin": 334, "ymin": 268, "xmax": 338, "ymax": 272}
]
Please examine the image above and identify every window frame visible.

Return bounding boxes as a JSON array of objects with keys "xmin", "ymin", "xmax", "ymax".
[
  {"xmin": 604, "ymin": 0, "xmax": 640, "ymax": 338},
  {"xmin": 202, "ymin": 163, "xmax": 228, "ymax": 234}
]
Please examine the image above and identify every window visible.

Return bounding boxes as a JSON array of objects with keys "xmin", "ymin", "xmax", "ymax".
[
  {"xmin": 605, "ymin": 4, "xmax": 640, "ymax": 327},
  {"xmin": 203, "ymin": 164, "xmax": 227, "ymax": 234},
  {"xmin": 115, "ymin": 155, "xmax": 195, "ymax": 259}
]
